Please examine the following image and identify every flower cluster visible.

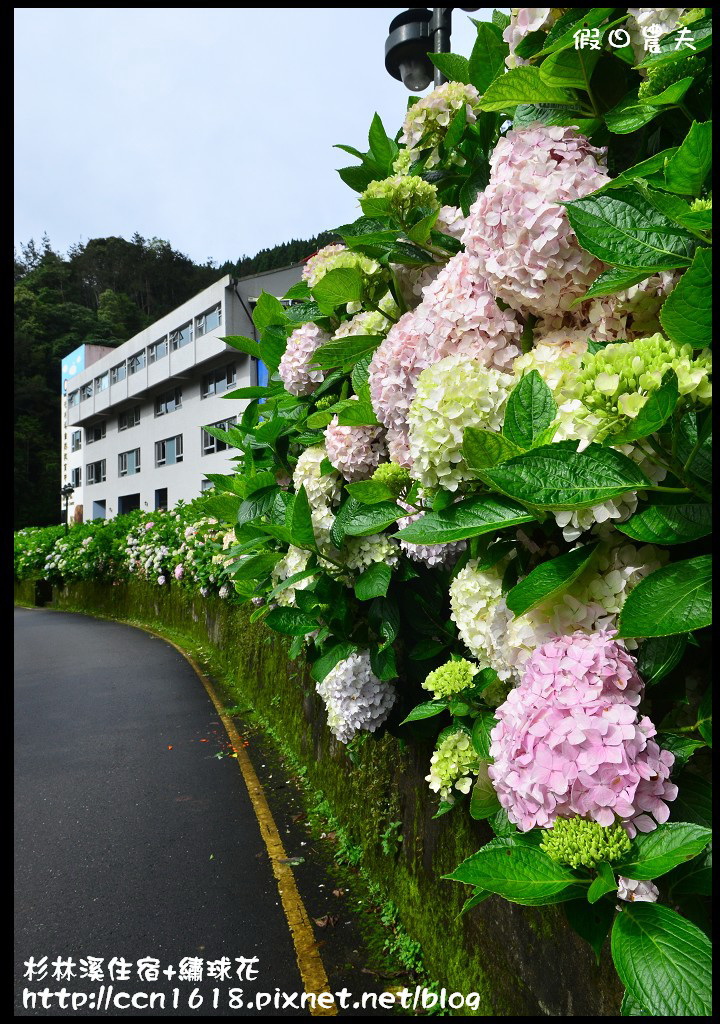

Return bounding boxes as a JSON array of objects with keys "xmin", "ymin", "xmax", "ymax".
[
  {"xmin": 278, "ymin": 322, "xmax": 330, "ymax": 397},
  {"xmin": 626, "ymin": 8, "xmax": 687, "ymax": 64},
  {"xmin": 462, "ymin": 125, "xmax": 609, "ymax": 316},
  {"xmin": 371, "ymin": 461, "xmax": 410, "ymax": 496},
  {"xmin": 426, "ymin": 729, "xmax": 479, "ymax": 803},
  {"xmin": 361, "ymin": 174, "xmax": 439, "ymax": 220},
  {"xmin": 400, "ymin": 82, "xmax": 481, "ymax": 167},
  {"xmin": 422, "ymin": 659, "xmax": 475, "ymax": 700},
  {"xmin": 503, "ymin": 9, "xmax": 567, "ymax": 68},
  {"xmin": 324, "ymin": 399, "xmax": 387, "ymax": 483},
  {"xmin": 343, "ymin": 534, "xmax": 400, "ymax": 573},
  {"xmin": 616, "ymin": 876, "xmax": 660, "ymax": 903},
  {"xmin": 488, "ymin": 632, "xmax": 677, "ymax": 836},
  {"xmin": 271, "ymin": 546, "xmax": 312, "ymax": 607},
  {"xmin": 302, "ymin": 243, "xmax": 379, "ymax": 289},
  {"xmin": 540, "ymin": 816, "xmax": 632, "ymax": 869},
  {"xmin": 315, "ymin": 652, "xmax": 396, "ymax": 744},
  {"xmin": 397, "ymin": 503, "xmax": 467, "ymax": 569}
]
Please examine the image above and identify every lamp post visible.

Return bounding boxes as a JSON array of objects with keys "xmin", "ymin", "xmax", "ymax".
[
  {"xmin": 385, "ymin": 7, "xmax": 479, "ymax": 90},
  {"xmin": 61, "ymin": 481, "xmax": 74, "ymax": 533}
]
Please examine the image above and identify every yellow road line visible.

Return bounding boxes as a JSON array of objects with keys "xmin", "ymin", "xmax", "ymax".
[
  {"xmin": 19, "ymin": 606, "xmax": 337, "ymax": 1014},
  {"xmin": 141, "ymin": 628, "xmax": 338, "ymax": 1017}
]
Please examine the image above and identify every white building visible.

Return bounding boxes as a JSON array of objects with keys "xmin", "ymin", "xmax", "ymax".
[{"xmin": 61, "ymin": 265, "xmax": 302, "ymax": 523}]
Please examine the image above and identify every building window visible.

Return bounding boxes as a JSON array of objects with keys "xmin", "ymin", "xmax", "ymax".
[
  {"xmin": 118, "ymin": 448, "xmax": 141, "ymax": 477},
  {"xmin": 68, "ymin": 390, "xmax": 80, "ymax": 407},
  {"xmin": 201, "ymin": 363, "xmax": 236, "ymax": 398},
  {"xmin": 70, "ymin": 430, "xmax": 82, "ymax": 452},
  {"xmin": 118, "ymin": 407, "xmax": 141, "ymax": 431},
  {"xmin": 148, "ymin": 337, "xmax": 168, "ymax": 364},
  {"xmin": 86, "ymin": 459, "xmax": 106, "ymax": 485},
  {"xmin": 80, "ymin": 382, "xmax": 93, "ymax": 401},
  {"xmin": 70, "ymin": 467, "xmax": 82, "ymax": 487},
  {"xmin": 201, "ymin": 416, "xmax": 237, "ymax": 455},
  {"xmin": 86, "ymin": 422, "xmax": 106, "ymax": 444},
  {"xmin": 95, "ymin": 372, "xmax": 109, "ymax": 392},
  {"xmin": 155, "ymin": 386, "xmax": 182, "ymax": 417},
  {"xmin": 200, "ymin": 479, "xmax": 214, "ymax": 492},
  {"xmin": 128, "ymin": 351, "xmax": 146, "ymax": 375},
  {"xmin": 195, "ymin": 304, "xmax": 222, "ymax": 338},
  {"xmin": 111, "ymin": 362, "xmax": 127, "ymax": 384},
  {"xmin": 155, "ymin": 434, "xmax": 183, "ymax": 467},
  {"xmin": 170, "ymin": 322, "xmax": 193, "ymax": 351}
]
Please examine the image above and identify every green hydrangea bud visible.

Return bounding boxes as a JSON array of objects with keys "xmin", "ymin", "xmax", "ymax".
[
  {"xmin": 680, "ymin": 8, "xmax": 706, "ymax": 26},
  {"xmin": 638, "ymin": 54, "xmax": 706, "ymax": 99},
  {"xmin": 362, "ymin": 174, "xmax": 439, "ymax": 221},
  {"xmin": 422, "ymin": 658, "xmax": 475, "ymax": 700},
  {"xmin": 540, "ymin": 817, "xmax": 632, "ymax": 870},
  {"xmin": 315, "ymin": 395, "xmax": 337, "ymax": 411},
  {"xmin": 371, "ymin": 462, "xmax": 411, "ymax": 496},
  {"xmin": 690, "ymin": 197, "xmax": 712, "ymax": 213},
  {"xmin": 573, "ymin": 333, "xmax": 712, "ymax": 433},
  {"xmin": 392, "ymin": 148, "xmax": 414, "ymax": 176}
]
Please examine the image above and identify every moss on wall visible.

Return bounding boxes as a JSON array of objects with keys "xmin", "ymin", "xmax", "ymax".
[{"xmin": 19, "ymin": 579, "xmax": 623, "ymax": 1016}]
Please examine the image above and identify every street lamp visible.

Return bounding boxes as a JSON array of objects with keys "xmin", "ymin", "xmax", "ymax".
[
  {"xmin": 385, "ymin": 8, "xmax": 479, "ymax": 90},
  {"xmin": 61, "ymin": 481, "xmax": 74, "ymax": 533}
]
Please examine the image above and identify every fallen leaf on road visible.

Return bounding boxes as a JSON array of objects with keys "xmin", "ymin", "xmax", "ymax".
[
  {"xmin": 332, "ymin": 889, "xmax": 345, "ymax": 898},
  {"xmin": 313, "ymin": 915, "xmax": 340, "ymax": 928},
  {"xmin": 167, "ymin": 745, "xmax": 173, "ymax": 750}
]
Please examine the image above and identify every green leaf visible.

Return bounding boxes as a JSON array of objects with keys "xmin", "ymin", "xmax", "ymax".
[
  {"xmin": 636, "ymin": 634, "xmax": 688, "ymax": 685},
  {"xmin": 354, "ymin": 562, "xmax": 392, "ymax": 601},
  {"xmin": 395, "ymin": 495, "xmax": 535, "ymax": 545},
  {"xmin": 221, "ymin": 334, "xmax": 262, "ymax": 359},
  {"xmin": 405, "ymin": 208, "xmax": 440, "ymax": 246},
  {"xmin": 539, "ymin": 45, "xmax": 601, "ymax": 90},
  {"xmin": 259, "ymin": 324, "xmax": 289, "ymax": 376},
  {"xmin": 252, "ymin": 292, "xmax": 288, "ymax": 331},
  {"xmin": 469, "ymin": 762, "xmax": 501, "ymax": 820},
  {"xmin": 283, "ymin": 280, "xmax": 311, "ymax": 301},
  {"xmin": 503, "ymin": 370, "xmax": 557, "ymax": 450},
  {"xmin": 643, "ymin": 75, "xmax": 695, "ymax": 107},
  {"xmin": 290, "ymin": 485, "xmax": 316, "ymax": 550},
  {"xmin": 428, "ymin": 52, "xmax": 470, "ymax": 85},
  {"xmin": 468, "ymin": 22, "xmax": 507, "ymax": 93},
  {"xmin": 587, "ymin": 861, "xmax": 617, "ymax": 904},
  {"xmin": 674, "ymin": 410, "xmax": 712, "ymax": 484},
  {"xmin": 459, "ymin": 889, "xmax": 491, "ymax": 916},
  {"xmin": 670, "ymin": 771, "xmax": 711, "ymax": 828},
  {"xmin": 618, "ymin": 497, "xmax": 711, "ymax": 546},
  {"xmin": 336, "ymin": 498, "xmax": 403, "ymax": 539},
  {"xmin": 368, "ymin": 112, "xmax": 395, "ymax": 170},
  {"xmin": 400, "ymin": 700, "xmax": 448, "ymax": 725},
  {"xmin": 310, "ymin": 642, "xmax": 358, "ymax": 683},
  {"xmin": 446, "ymin": 841, "xmax": 585, "ymax": 906},
  {"xmin": 312, "ymin": 334, "xmax": 383, "ymax": 370},
  {"xmin": 232, "ymin": 551, "xmax": 283, "ymax": 583},
  {"xmin": 471, "ymin": 711, "xmax": 498, "ymax": 760},
  {"xmin": 337, "ymin": 163, "xmax": 378, "ymax": 193},
  {"xmin": 264, "ymin": 606, "xmax": 318, "ymax": 636},
  {"xmin": 616, "ymin": 823, "xmax": 711, "ymax": 881},
  {"xmin": 563, "ymin": 187, "xmax": 697, "ymax": 271},
  {"xmin": 237, "ymin": 485, "xmax": 279, "ymax": 526},
  {"xmin": 697, "ymin": 687, "xmax": 711, "ymax": 747},
  {"xmin": 616, "ymin": 555, "xmax": 712, "ymax": 638},
  {"xmin": 656, "ymin": 732, "xmax": 704, "ymax": 769},
  {"xmin": 351, "ymin": 350, "xmax": 373, "ymax": 402},
  {"xmin": 506, "ymin": 543, "xmax": 598, "ymax": 617},
  {"xmin": 580, "ymin": 267, "xmax": 652, "ymax": 301},
  {"xmin": 611, "ymin": 902, "xmax": 711, "ymax": 1017},
  {"xmin": 408, "ymin": 638, "xmax": 447, "ymax": 661},
  {"xmin": 370, "ymin": 642, "xmax": 398, "ymax": 681},
  {"xmin": 604, "ymin": 90, "xmax": 662, "ymax": 135},
  {"xmin": 345, "ymin": 480, "xmax": 397, "ymax": 505},
  {"xmin": 535, "ymin": 8, "xmax": 615, "ymax": 55},
  {"xmin": 664, "ymin": 120, "xmax": 712, "ymax": 196},
  {"xmin": 282, "ymin": 302, "xmax": 325, "ymax": 326},
  {"xmin": 478, "ymin": 441, "xmax": 648, "ymax": 511},
  {"xmin": 596, "ymin": 147, "xmax": 679, "ymax": 192},
  {"xmin": 462, "ymin": 428, "xmax": 524, "ymax": 470},
  {"xmin": 480, "ymin": 66, "xmax": 577, "ymax": 112},
  {"xmin": 637, "ymin": 14, "xmax": 713, "ymax": 67},
  {"xmin": 620, "ymin": 991, "xmax": 649, "ymax": 1016},
  {"xmin": 668, "ymin": 845, "xmax": 712, "ymax": 897},
  {"xmin": 335, "ymin": 400, "xmax": 379, "ymax": 427},
  {"xmin": 660, "ymin": 249, "xmax": 711, "ymax": 351},
  {"xmin": 443, "ymin": 105, "xmax": 467, "ymax": 153},
  {"xmin": 564, "ymin": 898, "xmax": 615, "ymax": 964},
  {"xmin": 607, "ymin": 370, "xmax": 679, "ymax": 444},
  {"xmin": 491, "ymin": 9, "xmax": 510, "ymax": 31},
  {"xmin": 312, "ymin": 267, "xmax": 364, "ymax": 314}
]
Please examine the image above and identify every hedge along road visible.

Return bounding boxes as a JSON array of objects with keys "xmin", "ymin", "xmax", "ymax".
[{"xmin": 14, "ymin": 607, "xmax": 338, "ymax": 1018}]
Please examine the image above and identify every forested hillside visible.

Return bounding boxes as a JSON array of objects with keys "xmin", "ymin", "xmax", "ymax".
[{"xmin": 14, "ymin": 230, "xmax": 335, "ymax": 529}]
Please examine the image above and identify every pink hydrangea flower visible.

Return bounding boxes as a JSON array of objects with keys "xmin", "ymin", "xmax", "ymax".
[
  {"xmin": 278, "ymin": 322, "xmax": 330, "ymax": 396},
  {"xmin": 174, "ymin": 564, "xmax": 184, "ymax": 580},
  {"xmin": 324, "ymin": 399, "xmax": 386, "ymax": 482},
  {"xmin": 462, "ymin": 126, "xmax": 610, "ymax": 316},
  {"xmin": 369, "ymin": 250, "xmax": 521, "ymax": 466},
  {"xmin": 488, "ymin": 631, "xmax": 677, "ymax": 837}
]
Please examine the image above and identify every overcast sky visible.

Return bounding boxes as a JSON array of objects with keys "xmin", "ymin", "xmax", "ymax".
[{"xmin": 14, "ymin": 8, "xmax": 503, "ymax": 267}]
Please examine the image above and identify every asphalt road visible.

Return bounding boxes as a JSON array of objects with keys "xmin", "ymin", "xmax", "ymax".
[{"xmin": 14, "ymin": 608, "xmax": 309, "ymax": 1016}]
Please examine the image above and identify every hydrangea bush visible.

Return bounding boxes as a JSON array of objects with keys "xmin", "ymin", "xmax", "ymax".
[{"xmin": 16, "ymin": 9, "xmax": 712, "ymax": 1015}]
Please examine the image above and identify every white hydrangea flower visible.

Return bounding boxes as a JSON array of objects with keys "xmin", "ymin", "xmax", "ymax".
[
  {"xmin": 617, "ymin": 876, "xmax": 660, "ymax": 903},
  {"xmin": 271, "ymin": 546, "xmax": 312, "ymax": 607},
  {"xmin": 449, "ymin": 561, "xmax": 512, "ymax": 675},
  {"xmin": 435, "ymin": 204, "xmax": 467, "ymax": 240},
  {"xmin": 278, "ymin": 322, "xmax": 330, "ymax": 397},
  {"xmin": 343, "ymin": 534, "xmax": 400, "ymax": 572},
  {"xmin": 219, "ymin": 583, "xmax": 230, "ymax": 599},
  {"xmin": 503, "ymin": 9, "xmax": 566, "ymax": 68},
  {"xmin": 302, "ymin": 244, "xmax": 379, "ymax": 289},
  {"xmin": 400, "ymin": 82, "xmax": 481, "ymax": 167},
  {"xmin": 331, "ymin": 307, "xmax": 395, "ymax": 341},
  {"xmin": 316, "ymin": 652, "xmax": 396, "ymax": 744},
  {"xmin": 408, "ymin": 354, "xmax": 513, "ymax": 491},
  {"xmin": 426, "ymin": 729, "xmax": 480, "ymax": 803},
  {"xmin": 293, "ymin": 446, "xmax": 342, "ymax": 510},
  {"xmin": 626, "ymin": 8, "xmax": 686, "ymax": 64}
]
